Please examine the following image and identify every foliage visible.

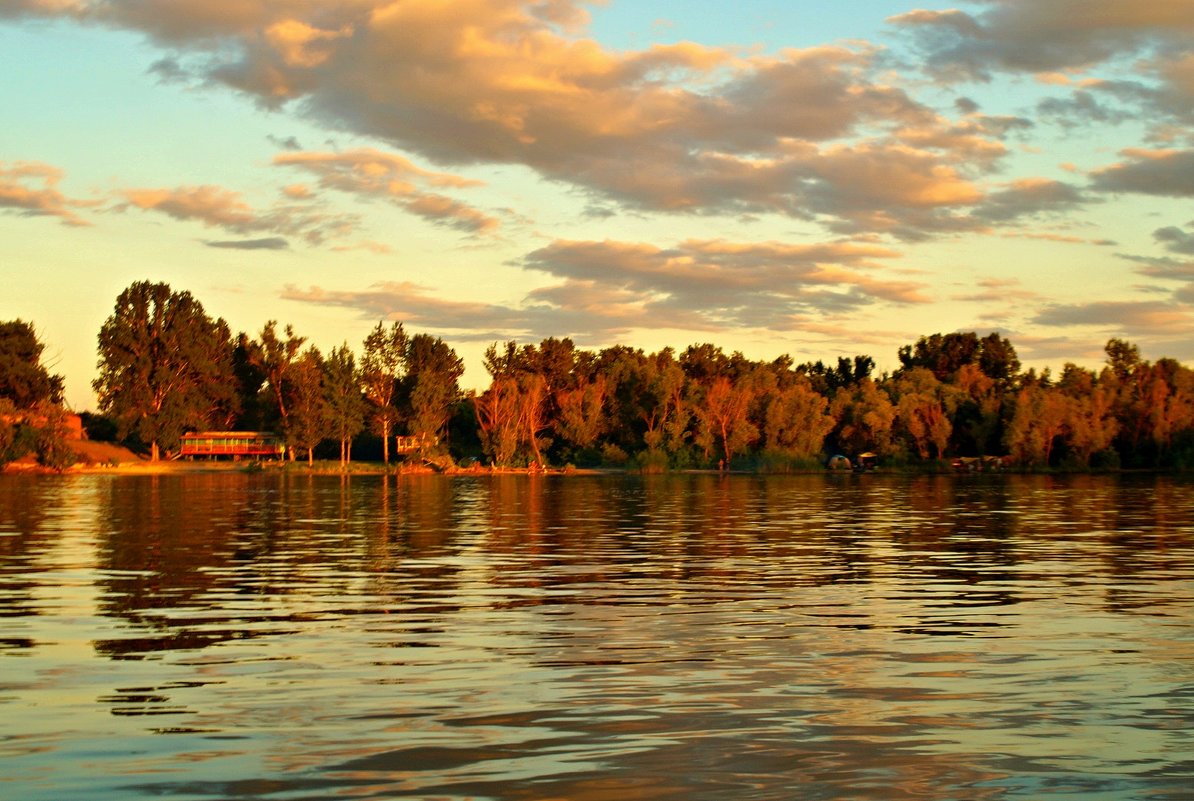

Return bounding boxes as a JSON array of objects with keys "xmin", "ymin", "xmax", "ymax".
[
  {"xmin": 17, "ymin": 284, "xmax": 1194, "ymax": 473},
  {"xmin": 830, "ymin": 378, "xmax": 897, "ymax": 457},
  {"xmin": 360, "ymin": 321, "xmax": 406, "ymax": 463},
  {"xmin": 93, "ymin": 281, "xmax": 238, "ymax": 461},
  {"xmin": 323, "ymin": 343, "xmax": 365, "ymax": 466},
  {"xmin": 402, "ymin": 333, "xmax": 464, "ymax": 454},
  {"xmin": 242, "ymin": 321, "xmax": 306, "ymax": 442},
  {"xmin": 34, "ymin": 402, "xmax": 78, "ymax": 471},
  {"xmin": 286, "ymin": 347, "xmax": 331, "ymax": 465},
  {"xmin": 0, "ymin": 320, "xmax": 64, "ymax": 408}
]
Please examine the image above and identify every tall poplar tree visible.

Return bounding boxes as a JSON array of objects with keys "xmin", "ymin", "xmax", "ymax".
[
  {"xmin": 93, "ymin": 281, "xmax": 237, "ymax": 461},
  {"xmin": 360, "ymin": 321, "xmax": 406, "ymax": 463},
  {"xmin": 286, "ymin": 347, "xmax": 331, "ymax": 465},
  {"xmin": 324, "ymin": 343, "xmax": 365, "ymax": 466}
]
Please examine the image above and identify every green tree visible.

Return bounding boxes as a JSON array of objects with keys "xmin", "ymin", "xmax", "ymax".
[
  {"xmin": 244, "ymin": 321, "xmax": 306, "ymax": 448},
  {"xmin": 286, "ymin": 347, "xmax": 330, "ymax": 465},
  {"xmin": 0, "ymin": 320, "xmax": 64, "ymax": 409},
  {"xmin": 324, "ymin": 343, "xmax": 365, "ymax": 466},
  {"xmin": 403, "ymin": 333, "xmax": 464, "ymax": 454},
  {"xmin": 898, "ymin": 331, "xmax": 1018, "ymax": 383},
  {"xmin": 830, "ymin": 378, "xmax": 896, "ymax": 457},
  {"xmin": 93, "ymin": 281, "xmax": 238, "ymax": 461},
  {"xmin": 360, "ymin": 321, "xmax": 407, "ymax": 464},
  {"xmin": 763, "ymin": 376, "xmax": 835, "ymax": 459}
]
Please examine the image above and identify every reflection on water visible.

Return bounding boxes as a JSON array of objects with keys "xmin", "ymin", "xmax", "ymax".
[{"xmin": 2, "ymin": 472, "xmax": 1193, "ymax": 800}]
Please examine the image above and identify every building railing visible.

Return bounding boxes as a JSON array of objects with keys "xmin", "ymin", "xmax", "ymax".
[{"xmin": 179, "ymin": 432, "xmax": 285, "ymax": 458}]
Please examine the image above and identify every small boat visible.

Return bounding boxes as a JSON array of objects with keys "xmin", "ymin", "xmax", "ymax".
[{"xmin": 854, "ymin": 452, "xmax": 878, "ymax": 472}]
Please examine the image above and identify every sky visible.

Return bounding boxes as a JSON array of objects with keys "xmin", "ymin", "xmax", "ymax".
[{"xmin": 2, "ymin": 0, "xmax": 1193, "ymax": 411}]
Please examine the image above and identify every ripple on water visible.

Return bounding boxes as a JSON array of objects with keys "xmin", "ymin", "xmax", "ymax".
[{"xmin": 1, "ymin": 472, "xmax": 1192, "ymax": 800}]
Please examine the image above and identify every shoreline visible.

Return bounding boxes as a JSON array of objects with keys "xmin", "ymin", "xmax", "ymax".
[{"xmin": 1, "ymin": 458, "xmax": 1175, "ymax": 478}]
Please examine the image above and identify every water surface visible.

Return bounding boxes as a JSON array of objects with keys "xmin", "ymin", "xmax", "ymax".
[{"xmin": 2, "ymin": 472, "xmax": 1192, "ymax": 800}]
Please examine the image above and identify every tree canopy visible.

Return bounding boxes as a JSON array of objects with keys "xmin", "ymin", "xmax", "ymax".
[
  {"xmin": 93, "ymin": 281, "xmax": 237, "ymax": 461},
  {"xmin": 0, "ymin": 320, "xmax": 63, "ymax": 409},
  {"xmin": 40, "ymin": 280, "xmax": 1194, "ymax": 472}
]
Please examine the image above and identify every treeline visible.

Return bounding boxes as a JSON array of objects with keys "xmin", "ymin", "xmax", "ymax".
[
  {"xmin": 470, "ymin": 333, "xmax": 1193, "ymax": 471},
  {"xmin": 4, "ymin": 280, "xmax": 1194, "ymax": 471}
]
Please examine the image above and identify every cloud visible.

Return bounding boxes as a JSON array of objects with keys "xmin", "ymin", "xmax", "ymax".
[
  {"xmin": 1091, "ymin": 149, "xmax": 1194, "ymax": 197},
  {"xmin": 970, "ymin": 178, "xmax": 1088, "ymax": 224},
  {"xmin": 522, "ymin": 237, "xmax": 927, "ymax": 329},
  {"xmin": 273, "ymin": 148, "xmax": 499, "ymax": 234},
  {"xmin": 281, "ymin": 281, "xmax": 537, "ymax": 339},
  {"xmin": 952, "ymin": 277, "xmax": 1042, "ymax": 304},
  {"xmin": 281, "ymin": 235, "xmax": 927, "ymax": 343},
  {"xmin": 1154, "ymin": 225, "xmax": 1194, "ymax": 256},
  {"xmin": 888, "ymin": 1, "xmax": 1194, "ymax": 78},
  {"xmin": 204, "ymin": 236, "xmax": 290, "ymax": 250},
  {"xmin": 268, "ymin": 134, "xmax": 303, "ymax": 151},
  {"xmin": 1032, "ymin": 300, "xmax": 1194, "ymax": 333},
  {"xmin": 0, "ymin": 0, "xmax": 1036, "ymax": 240},
  {"xmin": 119, "ymin": 184, "xmax": 359, "ymax": 244},
  {"xmin": 0, "ymin": 0, "xmax": 86, "ymax": 15},
  {"xmin": 0, "ymin": 161, "xmax": 93, "ymax": 226},
  {"xmin": 888, "ymin": 1, "xmax": 1194, "ymax": 139}
]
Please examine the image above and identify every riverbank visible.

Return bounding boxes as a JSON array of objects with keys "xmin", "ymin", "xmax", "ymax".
[{"xmin": 3, "ymin": 456, "xmax": 609, "ymax": 477}]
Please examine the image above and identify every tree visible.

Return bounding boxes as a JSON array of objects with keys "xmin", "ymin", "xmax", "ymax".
[
  {"xmin": 555, "ymin": 374, "xmax": 607, "ymax": 454},
  {"xmin": 763, "ymin": 377, "xmax": 835, "ymax": 458},
  {"xmin": 476, "ymin": 341, "xmax": 552, "ymax": 466},
  {"xmin": 0, "ymin": 320, "xmax": 64, "ymax": 409},
  {"xmin": 898, "ymin": 331, "xmax": 1018, "ymax": 383},
  {"xmin": 517, "ymin": 371, "xmax": 550, "ymax": 466},
  {"xmin": 474, "ymin": 378, "xmax": 521, "ymax": 466},
  {"xmin": 94, "ymin": 282, "xmax": 237, "ymax": 461},
  {"xmin": 323, "ymin": 343, "xmax": 365, "ymax": 466},
  {"xmin": 1004, "ymin": 384, "xmax": 1068, "ymax": 467},
  {"xmin": 230, "ymin": 336, "xmax": 269, "ymax": 429},
  {"xmin": 1105, "ymin": 338, "xmax": 1141, "ymax": 381},
  {"xmin": 1057, "ymin": 364, "xmax": 1118, "ymax": 467},
  {"xmin": 696, "ymin": 374, "xmax": 760, "ymax": 467},
  {"xmin": 798, "ymin": 354, "xmax": 875, "ymax": 395},
  {"xmin": 33, "ymin": 400, "xmax": 78, "ymax": 471},
  {"xmin": 890, "ymin": 367, "xmax": 955, "ymax": 460},
  {"xmin": 403, "ymin": 334, "xmax": 464, "ymax": 454},
  {"xmin": 951, "ymin": 363, "xmax": 1003, "ymax": 456},
  {"xmin": 360, "ymin": 321, "xmax": 407, "ymax": 464},
  {"xmin": 830, "ymin": 378, "xmax": 896, "ymax": 457},
  {"xmin": 0, "ymin": 399, "xmax": 25, "ymax": 467},
  {"xmin": 286, "ymin": 347, "xmax": 330, "ymax": 465},
  {"xmin": 243, "ymin": 321, "xmax": 305, "ymax": 446}
]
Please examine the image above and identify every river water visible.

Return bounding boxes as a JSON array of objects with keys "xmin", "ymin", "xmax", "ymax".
[{"xmin": 1, "ymin": 472, "xmax": 1192, "ymax": 800}]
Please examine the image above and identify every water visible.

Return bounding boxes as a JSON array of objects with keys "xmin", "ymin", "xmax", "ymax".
[{"xmin": 2, "ymin": 472, "xmax": 1192, "ymax": 800}]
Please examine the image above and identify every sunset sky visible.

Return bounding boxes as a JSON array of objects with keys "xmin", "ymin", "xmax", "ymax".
[{"xmin": 2, "ymin": 0, "xmax": 1193, "ymax": 410}]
